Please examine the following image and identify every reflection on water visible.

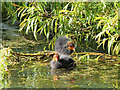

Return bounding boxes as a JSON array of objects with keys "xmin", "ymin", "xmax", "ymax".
[
  {"xmin": 1, "ymin": 22, "xmax": 50, "ymax": 53},
  {"xmin": 1, "ymin": 22, "xmax": 119, "ymax": 88},
  {"xmin": 2, "ymin": 59, "xmax": 118, "ymax": 88}
]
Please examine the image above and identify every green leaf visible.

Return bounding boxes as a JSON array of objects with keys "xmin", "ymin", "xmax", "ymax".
[
  {"xmin": 63, "ymin": 2, "xmax": 70, "ymax": 10},
  {"xmin": 55, "ymin": 19, "xmax": 57, "ymax": 34},
  {"xmin": 47, "ymin": 21, "xmax": 50, "ymax": 41},
  {"xmin": 95, "ymin": 16, "xmax": 107, "ymax": 21},
  {"xmin": 112, "ymin": 42, "xmax": 118, "ymax": 55},
  {"xmin": 12, "ymin": 13, "xmax": 17, "ymax": 24},
  {"xmin": 31, "ymin": 17, "xmax": 35, "ymax": 32},
  {"xmin": 26, "ymin": 18, "xmax": 30, "ymax": 35},
  {"xmin": 102, "ymin": 38, "xmax": 108, "ymax": 50},
  {"xmin": 34, "ymin": 25, "xmax": 37, "ymax": 40},
  {"xmin": 44, "ymin": 24, "xmax": 47, "ymax": 36},
  {"xmin": 34, "ymin": 18, "xmax": 38, "ymax": 40},
  {"xmin": 37, "ymin": 25, "xmax": 43, "ymax": 32},
  {"xmin": 95, "ymin": 30, "xmax": 106, "ymax": 44},
  {"xmin": 20, "ymin": 8, "xmax": 27, "ymax": 20},
  {"xmin": 19, "ymin": 19, "xmax": 27, "ymax": 26},
  {"xmin": 59, "ymin": 10, "xmax": 69, "ymax": 14},
  {"xmin": 20, "ymin": 13, "xmax": 28, "ymax": 20},
  {"xmin": 108, "ymin": 36, "xmax": 115, "ymax": 55},
  {"xmin": 106, "ymin": 30, "xmax": 111, "ymax": 36},
  {"xmin": 69, "ymin": 17, "xmax": 73, "ymax": 25},
  {"xmin": 115, "ymin": 43, "xmax": 120, "ymax": 55},
  {"xmin": 97, "ymin": 20, "xmax": 103, "ymax": 29},
  {"xmin": 18, "ymin": 8, "xmax": 24, "ymax": 17},
  {"xmin": 19, "ymin": 23, "xmax": 26, "ymax": 31},
  {"xmin": 13, "ymin": 7, "xmax": 21, "ymax": 16},
  {"xmin": 51, "ymin": 19, "xmax": 54, "ymax": 32}
]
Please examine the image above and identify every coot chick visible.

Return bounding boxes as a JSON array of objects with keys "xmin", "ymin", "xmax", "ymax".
[
  {"xmin": 55, "ymin": 36, "xmax": 75, "ymax": 55},
  {"xmin": 50, "ymin": 53, "xmax": 76, "ymax": 69}
]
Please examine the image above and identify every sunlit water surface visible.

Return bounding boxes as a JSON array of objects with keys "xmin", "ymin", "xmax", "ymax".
[{"xmin": 1, "ymin": 22, "xmax": 119, "ymax": 88}]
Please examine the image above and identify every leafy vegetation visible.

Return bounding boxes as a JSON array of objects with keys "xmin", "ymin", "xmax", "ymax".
[
  {"xmin": 2, "ymin": 2, "xmax": 120, "ymax": 56},
  {"xmin": 1, "ymin": 2, "xmax": 120, "ymax": 89}
]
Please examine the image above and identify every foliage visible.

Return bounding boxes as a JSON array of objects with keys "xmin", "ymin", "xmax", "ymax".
[
  {"xmin": 0, "ymin": 48, "xmax": 11, "ymax": 72},
  {"xmin": 95, "ymin": 5, "xmax": 119, "ymax": 55},
  {"xmin": 2, "ymin": 2, "xmax": 119, "ymax": 56},
  {"xmin": 0, "ymin": 48, "xmax": 11, "ymax": 89},
  {"xmin": 2, "ymin": 2, "xmax": 20, "ymax": 24}
]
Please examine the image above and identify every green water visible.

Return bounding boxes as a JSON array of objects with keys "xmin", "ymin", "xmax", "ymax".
[
  {"xmin": 3, "ymin": 60, "xmax": 118, "ymax": 88},
  {"xmin": 1, "ymin": 22, "xmax": 119, "ymax": 88}
]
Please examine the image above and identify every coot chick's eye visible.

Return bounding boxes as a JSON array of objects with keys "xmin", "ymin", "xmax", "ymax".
[{"xmin": 69, "ymin": 43, "xmax": 74, "ymax": 47}]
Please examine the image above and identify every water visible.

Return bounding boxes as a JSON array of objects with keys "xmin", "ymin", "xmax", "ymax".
[
  {"xmin": 4, "ymin": 60, "xmax": 118, "ymax": 88},
  {"xmin": 1, "ymin": 22, "xmax": 119, "ymax": 88}
]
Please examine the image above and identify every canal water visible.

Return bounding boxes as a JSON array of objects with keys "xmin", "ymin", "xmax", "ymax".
[{"xmin": 0, "ymin": 22, "xmax": 119, "ymax": 88}]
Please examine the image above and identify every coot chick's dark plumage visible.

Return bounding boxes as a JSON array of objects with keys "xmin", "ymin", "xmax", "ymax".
[
  {"xmin": 55, "ymin": 36, "xmax": 75, "ymax": 55},
  {"xmin": 50, "ymin": 53, "xmax": 76, "ymax": 69}
]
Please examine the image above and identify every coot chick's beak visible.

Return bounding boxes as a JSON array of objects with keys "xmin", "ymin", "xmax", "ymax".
[
  {"xmin": 68, "ymin": 46, "xmax": 75, "ymax": 51},
  {"xmin": 68, "ymin": 41, "xmax": 75, "ymax": 51}
]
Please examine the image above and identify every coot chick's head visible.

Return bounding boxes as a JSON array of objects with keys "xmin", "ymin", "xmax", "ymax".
[
  {"xmin": 53, "ymin": 53, "xmax": 59, "ymax": 61},
  {"xmin": 50, "ymin": 53, "xmax": 62, "ymax": 69},
  {"xmin": 55, "ymin": 36, "xmax": 75, "ymax": 55}
]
